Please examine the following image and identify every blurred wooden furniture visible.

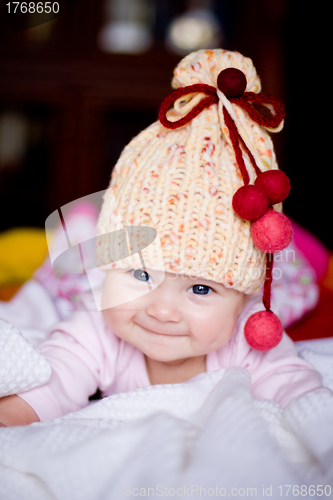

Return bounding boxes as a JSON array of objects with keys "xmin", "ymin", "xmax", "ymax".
[{"xmin": 0, "ymin": 0, "xmax": 180, "ymax": 230}]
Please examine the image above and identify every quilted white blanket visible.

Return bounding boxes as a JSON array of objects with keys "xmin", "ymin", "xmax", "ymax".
[{"xmin": 1, "ymin": 353, "xmax": 333, "ymax": 500}]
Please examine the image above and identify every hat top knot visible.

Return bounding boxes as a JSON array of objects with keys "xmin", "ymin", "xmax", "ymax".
[
  {"xmin": 217, "ymin": 68, "xmax": 247, "ymax": 98},
  {"xmin": 171, "ymin": 49, "xmax": 260, "ymax": 92}
]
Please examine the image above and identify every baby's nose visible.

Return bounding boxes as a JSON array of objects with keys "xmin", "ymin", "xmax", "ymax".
[{"xmin": 146, "ymin": 294, "xmax": 182, "ymax": 323}]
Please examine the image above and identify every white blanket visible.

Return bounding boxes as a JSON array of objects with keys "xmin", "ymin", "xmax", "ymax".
[
  {"xmin": 1, "ymin": 362, "xmax": 333, "ymax": 500},
  {"xmin": 1, "ymin": 281, "xmax": 333, "ymax": 499}
]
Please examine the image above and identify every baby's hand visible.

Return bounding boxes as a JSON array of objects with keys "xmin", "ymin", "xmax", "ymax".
[{"xmin": 0, "ymin": 395, "xmax": 39, "ymax": 426}]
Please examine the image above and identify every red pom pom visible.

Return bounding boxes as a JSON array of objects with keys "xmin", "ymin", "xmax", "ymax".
[
  {"xmin": 255, "ymin": 170, "xmax": 291, "ymax": 205},
  {"xmin": 232, "ymin": 185, "xmax": 269, "ymax": 221},
  {"xmin": 251, "ymin": 210, "xmax": 293, "ymax": 252},
  {"xmin": 217, "ymin": 68, "xmax": 247, "ymax": 98},
  {"xmin": 244, "ymin": 310, "xmax": 283, "ymax": 351}
]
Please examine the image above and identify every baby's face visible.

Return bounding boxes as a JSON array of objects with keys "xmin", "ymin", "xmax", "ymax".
[{"xmin": 102, "ymin": 269, "xmax": 247, "ymax": 362}]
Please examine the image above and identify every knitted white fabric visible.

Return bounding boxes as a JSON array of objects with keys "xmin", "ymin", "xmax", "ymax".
[
  {"xmin": 0, "ymin": 319, "xmax": 51, "ymax": 397},
  {"xmin": 96, "ymin": 49, "xmax": 283, "ymax": 293}
]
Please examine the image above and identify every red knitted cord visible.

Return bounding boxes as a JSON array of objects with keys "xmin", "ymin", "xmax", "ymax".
[
  {"xmin": 263, "ymin": 253, "xmax": 274, "ymax": 311},
  {"xmin": 222, "ymin": 107, "xmax": 250, "ymax": 185},
  {"xmin": 158, "ymin": 84, "xmax": 218, "ymax": 129},
  {"xmin": 230, "ymin": 92, "xmax": 285, "ymax": 129},
  {"xmin": 238, "ymin": 135, "xmax": 262, "ymax": 177}
]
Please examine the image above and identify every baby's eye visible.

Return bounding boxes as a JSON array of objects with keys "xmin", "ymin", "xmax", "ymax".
[
  {"xmin": 131, "ymin": 269, "xmax": 151, "ymax": 283},
  {"xmin": 189, "ymin": 284, "xmax": 213, "ymax": 295}
]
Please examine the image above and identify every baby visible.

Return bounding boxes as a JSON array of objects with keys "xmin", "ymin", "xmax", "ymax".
[{"xmin": 0, "ymin": 49, "xmax": 330, "ymax": 426}]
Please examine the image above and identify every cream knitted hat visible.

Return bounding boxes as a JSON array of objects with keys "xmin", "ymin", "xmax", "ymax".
[{"xmin": 96, "ymin": 49, "xmax": 292, "ymax": 350}]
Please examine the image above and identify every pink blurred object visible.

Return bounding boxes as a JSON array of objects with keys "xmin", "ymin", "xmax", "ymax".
[
  {"xmin": 62, "ymin": 201, "xmax": 99, "ymax": 219},
  {"xmin": 291, "ymin": 220, "xmax": 330, "ymax": 282}
]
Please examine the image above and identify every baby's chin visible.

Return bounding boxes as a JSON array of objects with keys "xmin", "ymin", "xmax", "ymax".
[
  {"xmin": 141, "ymin": 347, "xmax": 187, "ymax": 363},
  {"xmin": 140, "ymin": 343, "xmax": 208, "ymax": 364}
]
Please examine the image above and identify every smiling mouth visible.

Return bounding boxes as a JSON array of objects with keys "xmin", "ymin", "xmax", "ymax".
[
  {"xmin": 140, "ymin": 326, "xmax": 184, "ymax": 337},
  {"xmin": 146, "ymin": 328, "xmax": 175, "ymax": 336}
]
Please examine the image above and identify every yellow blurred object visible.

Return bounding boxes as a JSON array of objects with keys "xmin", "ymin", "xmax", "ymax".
[
  {"xmin": 0, "ymin": 227, "xmax": 48, "ymax": 288},
  {"xmin": 0, "ymin": 283, "xmax": 22, "ymax": 301}
]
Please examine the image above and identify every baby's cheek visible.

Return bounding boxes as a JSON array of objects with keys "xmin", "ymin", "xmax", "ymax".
[
  {"xmin": 102, "ymin": 309, "xmax": 119, "ymax": 332},
  {"xmin": 201, "ymin": 314, "xmax": 236, "ymax": 350}
]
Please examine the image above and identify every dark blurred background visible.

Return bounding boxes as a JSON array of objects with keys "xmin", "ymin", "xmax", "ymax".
[{"xmin": 0, "ymin": 0, "xmax": 331, "ymax": 250}]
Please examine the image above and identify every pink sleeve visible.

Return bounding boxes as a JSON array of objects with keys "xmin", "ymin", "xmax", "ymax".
[
  {"xmin": 18, "ymin": 294, "xmax": 120, "ymax": 421},
  {"xmin": 217, "ymin": 297, "xmax": 332, "ymax": 408},
  {"xmin": 245, "ymin": 333, "xmax": 330, "ymax": 407}
]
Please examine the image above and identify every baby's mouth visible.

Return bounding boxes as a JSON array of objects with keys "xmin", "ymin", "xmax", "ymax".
[
  {"xmin": 136, "ymin": 322, "xmax": 185, "ymax": 337},
  {"xmin": 143, "ymin": 327, "xmax": 177, "ymax": 336}
]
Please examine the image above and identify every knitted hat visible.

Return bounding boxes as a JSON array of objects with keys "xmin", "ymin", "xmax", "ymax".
[{"xmin": 96, "ymin": 49, "xmax": 292, "ymax": 351}]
